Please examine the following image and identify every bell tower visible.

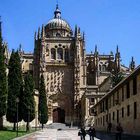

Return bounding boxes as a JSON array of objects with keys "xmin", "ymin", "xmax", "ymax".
[{"xmin": 33, "ymin": 5, "xmax": 86, "ymax": 125}]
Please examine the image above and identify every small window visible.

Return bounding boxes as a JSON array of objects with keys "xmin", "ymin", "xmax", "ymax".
[
  {"xmin": 112, "ymin": 112, "xmax": 115, "ymax": 120},
  {"xmin": 46, "ymin": 34, "xmax": 50, "ymax": 37},
  {"xmin": 109, "ymin": 113, "xmax": 111, "ymax": 122},
  {"xmin": 99, "ymin": 65, "xmax": 102, "ymax": 71},
  {"xmin": 117, "ymin": 110, "xmax": 119, "ymax": 123},
  {"xmin": 101, "ymin": 117, "xmax": 102, "ymax": 125},
  {"xmin": 57, "ymin": 48, "xmax": 63, "ymax": 60},
  {"xmin": 51, "ymin": 48, "xmax": 56, "ymax": 59},
  {"xmin": 126, "ymin": 82, "xmax": 130, "ymax": 98},
  {"xmin": 56, "ymin": 33, "xmax": 61, "ymax": 37},
  {"xmin": 46, "ymin": 44, "xmax": 49, "ymax": 52},
  {"xmin": 103, "ymin": 116, "xmax": 105, "ymax": 126},
  {"xmin": 65, "ymin": 49, "xmax": 69, "ymax": 62},
  {"xmin": 127, "ymin": 105, "xmax": 130, "ymax": 116},
  {"xmin": 91, "ymin": 98, "xmax": 95, "ymax": 103},
  {"xmin": 133, "ymin": 76, "xmax": 137, "ymax": 95},
  {"xmin": 102, "ymin": 64, "xmax": 106, "ymax": 72},
  {"xmin": 122, "ymin": 108, "xmax": 124, "ymax": 118},
  {"xmin": 90, "ymin": 108, "xmax": 95, "ymax": 115},
  {"xmin": 134, "ymin": 102, "xmax": 137, "ymax": 119},
  {"xmin": 113, "ymin": 94, "xmax": 115, "ymax": 106},
  {"xmin": 105, "ymin": 99, "xmax": 108, "ymax": 110},
  {"xmin": 106, "ymin": 114, "xmax": 108, "ymax": 122},
  {"xmin": 122, "ymin": 87, "xmax": 124, "ymax": 101}
]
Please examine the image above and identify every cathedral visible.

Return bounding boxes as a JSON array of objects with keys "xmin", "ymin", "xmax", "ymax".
[{"xmin": 6, "ymin": 5, "xmax": 134, "ymax": 126}]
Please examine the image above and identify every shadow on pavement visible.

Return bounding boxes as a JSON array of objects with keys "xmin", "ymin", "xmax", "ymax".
[{"xmin": 96, "ymin": 131, "xmax": 140, "ymax": 140}]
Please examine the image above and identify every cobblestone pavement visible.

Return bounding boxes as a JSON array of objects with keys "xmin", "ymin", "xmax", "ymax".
[{"xmin": 13, "ymin": 129, "xmax": 100, "ymax": 140}]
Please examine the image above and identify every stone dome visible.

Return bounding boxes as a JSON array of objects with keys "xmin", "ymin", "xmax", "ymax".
[
  {"xmin": 45, "ymin": 4, "xmax": 72, "ymax": 33},
  {"xmin": 46, "ymin": 18, "xmax": 71, "ymax": 32}
]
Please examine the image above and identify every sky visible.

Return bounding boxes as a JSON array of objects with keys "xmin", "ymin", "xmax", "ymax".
[{"xmin": 0, "ymin": 0, "xmax": 140, "ymax": 67}]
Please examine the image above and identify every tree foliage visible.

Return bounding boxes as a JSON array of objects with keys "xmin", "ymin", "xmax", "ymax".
[
  {"xmin": 6, "ymin": 51, "xmax": 23, "ymax": 129},
  {"xmin": 0, "ymin": 22, "xmax": 7, "ymax": 128},
  {"xmin": 22, "ymin": 73, "xmax": 35, "ymax": 131},
  {"xmin": 112, "ymin": 72, "xmax": 124, "ymax": 87},
  {"xmin": 38, "ymin": 75, "xmax": 48, "ymax": 126}
]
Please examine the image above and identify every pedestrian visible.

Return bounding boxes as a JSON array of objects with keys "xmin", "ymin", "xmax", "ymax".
[
  {"xmin": 78, "ymin": 126, "xmax": 86, "ymax": 140},
  {"xmin": 116, "ymin": 123, "xmax": 123, "ymax": 140},
  {"xmin": 88, "ymin": 126, "xmax": 96, "ymax": 140},
  {"xmin": 107, "ymin": 122, "xmax": 112, "ymax": 133}
]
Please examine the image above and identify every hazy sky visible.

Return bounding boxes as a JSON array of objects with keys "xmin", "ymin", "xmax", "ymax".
[{"xmin": 0, "ymin": 0, "xmax": 140, "ymax": 66}]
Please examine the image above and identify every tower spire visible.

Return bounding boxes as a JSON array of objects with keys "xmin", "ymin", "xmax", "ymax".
[
  {"xmin": 34, "ymin": 31, "xmax": 37, "ymax": 40},
  {"xmin": 41, "ymin": 24, "xmax": 45, "ymax": 38},
  {"xmin": 82, "ymin": 32, "xmax": 85, "ymax": 41},
  {"xmin": 37, "ymin": 27, "xmax": 40, "ymax": 39},
  {"xmin": 115, "ymin": 45, "xmax": 121, "ymax": 73},
  {"xmin": 94, "ymin": 45, "xmax": 98, "ymax": 55},
  {"xmin": 57, "ymin": 0, "xmax": 58, "ymax": 5},
  {"xmin": 74, "ymin": 25, "xmax": 78, "ymax": 37},
  {"xmin": 129, "ymin": 56, "xmax": 135, "ymax": 71}
]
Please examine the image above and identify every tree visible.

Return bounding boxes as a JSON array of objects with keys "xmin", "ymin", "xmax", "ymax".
[
  {"xmin": 22, "ymin": 73, "xmax": 35, "ymax": 131},
  {"xmin": 6, "ymin": 51, "xmax": 23, "ymax": 130},
  {"xmin": 111, "ymin": 72, "xmax": 124, "ymax": 87},
  {"xmin": 0, "ymin": 19, "xmax": 7, "ymax": 129},
  {"xmin": 38, "ymin": 75, "xmax": 48, "ymax": 129}
]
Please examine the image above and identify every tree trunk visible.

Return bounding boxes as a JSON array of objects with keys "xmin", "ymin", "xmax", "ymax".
[
  {"xmin": 0, "ymin": 117, "xmax": 3, "ymax": 130},
  {"xmin": 42, "ymin": 123, "xmax": 44, "ymax": 130},
  {"xmin": 26, "ymin": 122, "xmax": 30, "ymax": 132},
  {"xmin": 13, "ymin": 122, "xmax": 16, "ymax": 131}
]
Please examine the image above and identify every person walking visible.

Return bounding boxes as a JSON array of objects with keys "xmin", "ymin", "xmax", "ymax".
[
  {"xmin": 116, "ymin": 123, "xmax": 123, "ymax": 140},
  {"xmin": 78, "ymin": 126, "xmax": 86, "ymax": 140},
  {"xmin": 88, "ymin": 126, "xmax": 96, "ymax": 140},
  {"xmin": 107, "ymin": 122, "xmax": 112, "ymax": 133}
]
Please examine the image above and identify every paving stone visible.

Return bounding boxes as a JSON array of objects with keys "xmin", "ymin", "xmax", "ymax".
[{"xmin": 13, "ymin": 128, "xmax": 100, "ymax": 140}]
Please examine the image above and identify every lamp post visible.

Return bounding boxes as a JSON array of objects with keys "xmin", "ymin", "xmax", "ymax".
[
  {"xmin": 27, "ymin": 105, "xmax": 30, "ymax": 132},
  {"xmin": 16, "ymin": 97, "xmax": 19, "ymax": 137}
]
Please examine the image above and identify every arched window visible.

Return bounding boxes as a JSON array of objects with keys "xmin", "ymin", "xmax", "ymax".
[
  {"xmin": 56, "ymin": 33, "xmax": 61, "ymax": 37},
  {"xmin": 57, "ymin": 48, "xmax": 63, "ymax": 60},
  {"xmin": 99, "ymin": 64, "xmax": 102, "ymax": 71},
  {"xmin": 102, "ymin": 64, "xmax": 106, "ymax": 72},
  {"xmin": 46, "ymin": 44, "xmax": 49, "ymax": 52},
  {"xmin": 51, "ymin": 48, "xmax": 56, "ymax": 59},
  {"xmin": 65, "ymin": 49, "xmax": 69, "ymax": 62}
]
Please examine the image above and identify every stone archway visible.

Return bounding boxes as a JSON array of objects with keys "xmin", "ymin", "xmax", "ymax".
[{"xmin": 53, "ymin": 107, "xmax": 65, "ymax": 123}]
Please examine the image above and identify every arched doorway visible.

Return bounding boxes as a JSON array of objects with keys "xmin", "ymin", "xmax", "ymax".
[{"xmin": 53, "ymin": 108, "xmax": 65, "ymax": 123}]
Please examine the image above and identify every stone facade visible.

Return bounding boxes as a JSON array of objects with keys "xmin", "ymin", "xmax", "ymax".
[{"xmin": 93, "ymin": 66, "xmax": 140, "ymax": 135}]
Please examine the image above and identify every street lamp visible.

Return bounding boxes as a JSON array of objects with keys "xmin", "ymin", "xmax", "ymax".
[
  {"xmin": 16, "ymin": 97, "xmax": 19, "ymax": 137},
  {"xmin": 27, "ymin": 105, "xmax": 30, "ymax": 132}
]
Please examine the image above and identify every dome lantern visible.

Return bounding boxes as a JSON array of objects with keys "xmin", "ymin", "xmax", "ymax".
[
  {"xmin": 54, "ymin": 4, "xmax": 61, "ymax": 19},
  {"xmin": 45, "ymin": 4, "xmax": 73, "ymax": 37}
]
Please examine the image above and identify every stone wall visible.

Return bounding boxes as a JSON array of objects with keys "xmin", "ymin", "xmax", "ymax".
[{"xmin": 94, "ymin": 67, "xmax": 140, "ymax": 135}]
